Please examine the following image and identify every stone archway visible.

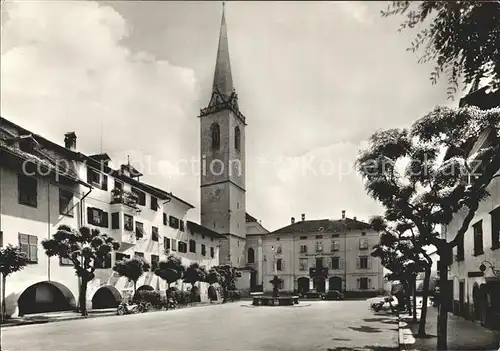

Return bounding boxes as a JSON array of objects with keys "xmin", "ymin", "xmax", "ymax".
[
  {"xmin": 17, "ymin": 281, "xmax": 76, "ymax": 316},
  {"xmin": 137, "ymin": 285, "xmax": 154, "ymax": 292},
  {"xmin": 92, "ymin": 285, "xmax": 122, "ymax": 309},
  {"xmin": 329, "ymin": 276, "xmax": 342, "ymax": 291},
  {"xmin": 298, "ymin": 277, "xmax": 310, "ymax": 295}
]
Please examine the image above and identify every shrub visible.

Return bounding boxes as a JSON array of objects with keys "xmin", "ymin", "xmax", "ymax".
[
  {"xmin": 133, "ymin": 290, "xmax": 161, "ymax": 305},
  {"xmin": 178, "ymin": 290, "xmax": 191, "ymax": 305}
]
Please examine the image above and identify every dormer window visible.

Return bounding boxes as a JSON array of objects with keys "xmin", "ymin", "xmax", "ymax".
[
  {"xmin": 87, "ymin": 167, "xmax": 100, "ymax": 186},
  {"xmin": 19, "ymin": 138, "xmax": 35, "ymax": 153},
  {"xmin": 151, "ymin": 196, "xmax": 158, "ymax": 211}
]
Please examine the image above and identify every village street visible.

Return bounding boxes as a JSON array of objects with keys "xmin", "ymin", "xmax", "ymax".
[{"xmin": 2, "ymin": 300, "xmax": 399, "ymax": 351}]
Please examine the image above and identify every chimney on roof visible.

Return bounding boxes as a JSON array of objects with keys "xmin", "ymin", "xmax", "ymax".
[
  {"xmin": 291, "ymin": 217, "xmax": 295, "ymax": 224},
  {"xmin": 301, "ymin": 213, "xmax": 305, "ymax": 221},
  {"xmin": 353, "ymin": 216, "xmax": 357, "ymax": 221},
  {"xmin": 342, "ymin": 210, "xmax": 346, "ymax": 219},
  {"xmin": 64, "ymin": 132, "xmax": 76, "ymax": 150}
]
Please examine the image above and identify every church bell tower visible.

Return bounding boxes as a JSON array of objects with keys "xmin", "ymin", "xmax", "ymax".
[{"xmin": 199, "ymin": 4, "xmax": 247, "ymax": 267}]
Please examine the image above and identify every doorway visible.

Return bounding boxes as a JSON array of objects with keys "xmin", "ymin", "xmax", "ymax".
[
  {"xmin": 313, "ymin": 277, "xmax": 326, "ymax": 293},
  {"xmin": 329, "ymin": 276, "xmax": 342, "ymax": 291}
]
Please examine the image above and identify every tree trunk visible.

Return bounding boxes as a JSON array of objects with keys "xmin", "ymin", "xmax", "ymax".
[
  {"xmin": 417, "ymin": 267, "xmax": 431, "ymax": 337},
  {"xmin": 437, "ymin": 258, "xmax": 449, "ymax": 350},
  {"xmin": 413, "ymin": 276, "xmax": 418, "ymax": 323},
  {"xmin": 1, "ymin": 274, "xmax": 6, "ymax": 322},
  {"xmin": 133, "ymin": 281, "xmax": 137, "ymax": 293},
  {"xmin": 80, "ymin": 280, "xmax": 88, "ymax": 317},
  {"xmin": 403, "ymin": 279, "xmax": 412, "ymax": 314}
]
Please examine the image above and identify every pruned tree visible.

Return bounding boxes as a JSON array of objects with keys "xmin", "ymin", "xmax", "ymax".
[
  {"xmin": 42, "ymin": 225, "xmax": 120, "ymax": 316},
  {"xmin": 209, "ymin": 265, "xmax": 241, "ymax": 300},
  {"xmin": 206, "ymin": 267, "xmax": 223, "ymax": 286},
  {"xmin": 113, "ymin": 257, "xmax": 151, "ymax": 293},
  {"xmin": 184, "ymin": 262, "xmax": 208, "ymax": 286},
  {"xmin": 154, "ymin": 255, "xmax": 185, "ymax": 290},
  {"xmin": 0, "ymin": 245, "xmax": 29, "ymax": 321},
  {"xmin": 357, "ymin": 105, "xmax": 500, "ymax": 349},
  {"xmin": 370, "ymin": 216, "xmax": 431, "ymax": 335},
  {"xmin": 382, "ymin": 1, "xmax": 500, "ymax": 99}
]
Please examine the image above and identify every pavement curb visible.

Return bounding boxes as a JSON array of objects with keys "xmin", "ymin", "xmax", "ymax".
[{"xmin": 1, "ymin": 301, "xmax": 232, "ymax": 328}]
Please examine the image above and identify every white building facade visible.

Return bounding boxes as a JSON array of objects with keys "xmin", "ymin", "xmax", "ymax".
[
  {"xmin": 245, "ymin": 212, "xmax": 384, "ymax": 297},
  {"xmin": 0, "ymin": 117, "xmax": 222, "ymax": 317}
]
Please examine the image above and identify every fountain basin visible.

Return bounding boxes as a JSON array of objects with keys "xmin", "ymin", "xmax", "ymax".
[{"xmin": 252, "ymin": 296, "xmax": 299, "ymax": 306}]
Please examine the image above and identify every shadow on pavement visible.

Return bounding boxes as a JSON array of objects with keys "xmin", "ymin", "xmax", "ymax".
[
  {"xmin": 348, "ymin": 326, "xmax": 381, "ymax": 333},
  {"xmin": 362, "ymin": 317, "xmax": 398, "ymax": 325},
  {"xmin": 327, "ymin": 347, "xmax": 399, "ymax": 351},
  {"xmin": 331, "ymin": 338, "xmax": 351, "ymax": 341}
]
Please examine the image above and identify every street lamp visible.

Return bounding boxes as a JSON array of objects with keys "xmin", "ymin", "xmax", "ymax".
[{"xmin": 479, "ymin": 260, "xmax": 500, "ymax": 277}]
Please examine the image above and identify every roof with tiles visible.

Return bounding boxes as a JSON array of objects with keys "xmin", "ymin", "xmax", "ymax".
[
  {"xmin": 0, "ymin": 116, "xmax": 194, "ymax": 208},
  {"xmin": 0, "ymin": 138, "xmax": 82, "ymax": 183},
  {"xmin": 271, "ymin": 217, "xmax": 372, "ymax": 235}
]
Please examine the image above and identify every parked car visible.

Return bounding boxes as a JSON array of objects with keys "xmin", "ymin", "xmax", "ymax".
[{"xmin": 321, "ymin": 290, "xmax": 344, "ymax": 300}]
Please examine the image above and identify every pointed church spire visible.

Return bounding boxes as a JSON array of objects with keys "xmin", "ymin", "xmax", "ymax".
[{"xmin": 212, "ymin": 2, "xmax": 234, "ymax": 99}]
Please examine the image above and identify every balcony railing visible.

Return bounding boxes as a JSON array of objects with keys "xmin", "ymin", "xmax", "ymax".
[
  {"xmin": 111, "ymin": 188, "xmax": 138, "ymax": 207},
  {"xmin": 309, "ymin": 267, "xmax": 329, "ymax": 277}
]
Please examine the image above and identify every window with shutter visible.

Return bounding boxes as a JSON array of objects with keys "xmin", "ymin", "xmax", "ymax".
[
  {"xmin": 59, "ymin": 189, "xmax": 74, "ymax": 216},
  {"xmin": 210, "ymin": 246, "xmax": 214, "ymax": 258},
  {"xmin": 18, "ymin": 174, "xmax": 38, "ymax": 207},
  {"xmin": 169, "ymin": 216, "xmax": 179, "ymax": 229},
  {"xmin": 360, "ymin": 256, "xmax": 368, "ymax": 269},
  {"xmin": 201, "ymin": 244, "xmax": 206, "ymax": 256},
  {"xmin": 189, "ymin": 239, "xmax": 196, "ymax": 253},
  {"xmin": 152, "ymin": 226, "xmax": 159, "ymax": 242},
  {"xmin": 102, "ymin": 175, "xmax": 108, "ymax": 190},
  {"xmin": 356, "ymin": 257, "xmax": 361, "ymax": 269},
  {"xmin": 111, "ymin": 212, "xmax": 120, "ymax": 229},
  {"xmin": 180, "ymin": 220, "xmax": 185, "ymax": 232},
  {"xmin": 491, "ymin": 207, "xmax": 500, "ymax": 250},
  {"xmin": 131, "ymin": 188, "xmax": 146, "ymax": 206},
  {"xmin": 114, "ymin": 180, "xmax": 123, "ymax": 191},
  {"xmin": 135, "ymin": 222, "xmax": 144, "ymax": 239},
  {"xmin": 331, "ymin": 257, "xmax": 340, "ymax": 269},
  {"xmin": 163, "ymin": 213, "xmax": 168, "ymax": 225},
  {"xmin": 151, "ymin": 255, "xmax": 159, "ymax": 270},
  {"xmin": 87, "ymin": 167, "xmax": 101, "ymax": 187},
  {"xmin": 102, "ymin": 211, "xmax": 109, "ymax": 228},
  {"xmin": 19, "ymin": 234, "xmax": 38, "ymax": 263},
  {"xmin": 277, "ymin": 259, "xmax": 283, "ymax": 271},
  {"xmin": 151, "ymin": 196, "xmax": 158, "ymax": 211},
  {"xmin": 164, "ymin": 237, "xmax": 170, "ymax": 253},
  {"xmin": 124, "ymin": 215, "xmax": 134, "ymax": 231},
  {"xmin": 171, "ymin": 239, "xmax": 177, "ymax": 251}
]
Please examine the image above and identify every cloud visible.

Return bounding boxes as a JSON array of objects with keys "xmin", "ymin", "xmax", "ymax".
[
  {"xmin": 1, "ymin": 1, "xmax": 453, "ymax": 232},
  {"xmin": 1, "ymin": 1, "xmax": 200, "ymax": 206},
  {"xmin": 246, "ymin": 141, "xmax": 384, "ymax": 229}
]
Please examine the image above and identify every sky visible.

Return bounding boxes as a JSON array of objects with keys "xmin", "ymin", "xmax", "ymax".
[{"xmin": 1, "ymin": 1, "xmax": 458, "ymax": 232}]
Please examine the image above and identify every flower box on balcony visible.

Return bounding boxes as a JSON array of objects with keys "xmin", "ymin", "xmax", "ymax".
[{"xmin": 111, "ymin": 188, "xmax": 138, "ymax": 207}]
